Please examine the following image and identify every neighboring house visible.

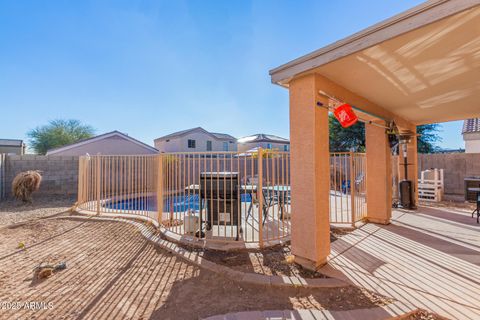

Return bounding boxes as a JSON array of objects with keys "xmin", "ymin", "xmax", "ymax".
[
  {"xmin": 237, "ymin": 134, "xmax": 290, "ymax": 152},
  {"xmin": 154, "ymin": 127, "xmax": 237, "ymax": 152},
  {"xmin": 0, "ymin": 139, "xmax": 26, "ymax": 155},
  {"xmin": 46, "ymin": 131, "xmax": 158, "ymax": 156},
  {"xmin": 462, "ymin": 119, "xmax": 480, "ymax": 154}
]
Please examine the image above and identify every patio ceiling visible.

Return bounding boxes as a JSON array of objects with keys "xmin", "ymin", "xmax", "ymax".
[{"xmin": 270, "ymin": 0, "xmax": 480, "ymax": 125}]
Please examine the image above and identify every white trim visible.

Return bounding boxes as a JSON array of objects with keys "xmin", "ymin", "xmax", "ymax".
[
  {"xmin": 269, "ymin": 0, "xmax": 480, "ymax": 85},
  {"xmin": 46, "ymin": 131, "xmax": 158, "ymax": 155}
]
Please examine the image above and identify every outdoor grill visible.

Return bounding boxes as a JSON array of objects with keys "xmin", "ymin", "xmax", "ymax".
[{"xmin": 199, "ymin": 172, "xmax": 241, "ymax": 239}]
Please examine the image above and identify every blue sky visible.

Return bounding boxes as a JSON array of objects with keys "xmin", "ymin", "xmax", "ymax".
[{"xmin": 0, "ymin": 0, "xmax": 464, "ymax": 150}]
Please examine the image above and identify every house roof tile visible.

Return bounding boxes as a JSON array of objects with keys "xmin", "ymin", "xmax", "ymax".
[
  {"xmin": 46, "ymin": 131, "xmax": 158, "ymax": 155},
  {"xmin": 462, "ymin": 119, "xmax": 480, "ymax": 134},
  {"xmin": 237, "ymin": 134, "xmax": 289, "ymax": 144},
  {"xmin": 0, "ymin": 139, "xmax": 24, "ymax": 147},
  {"xmin": 155, "ymin": 127, "xmax": 235, "ymax": 141}
]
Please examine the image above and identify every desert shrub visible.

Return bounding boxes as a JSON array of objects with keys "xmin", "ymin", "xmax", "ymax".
[{"xmin": 12, "ymin": 170, "xmax": 42, "ymax": 203}]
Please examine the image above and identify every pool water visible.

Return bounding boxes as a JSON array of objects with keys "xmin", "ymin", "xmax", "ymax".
[{"xmin": 105, "ymin": 193, "xmax": 253, "ymax": 213}]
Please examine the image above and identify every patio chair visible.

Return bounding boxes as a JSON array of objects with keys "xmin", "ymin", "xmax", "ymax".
[
  {"xmin": 355, "ymin": 172, "xmax": 365, "ymax": 192},
  {"xmin": 341, "ymin": 172, "xmax": 365, "ymax": 194},
  {"xmin": 243, "ymin": 175, "xmax": 272, "ymax": 225}
]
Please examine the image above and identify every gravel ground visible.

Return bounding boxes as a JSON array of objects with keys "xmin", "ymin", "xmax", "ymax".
[
  {"xmin": 0, "ymin": 202, "xmax": 395, "ymax": 320},
  {"xmin": 406, "ymin": 309, "xmax": 447, "ymax": 320},
  {"xmin": 0, "ymin": 196, "xmax": 75, "ymax": 227},
  {"xmin": 177, "ymin": 228, "xmax": 353, "ymax": 279}
]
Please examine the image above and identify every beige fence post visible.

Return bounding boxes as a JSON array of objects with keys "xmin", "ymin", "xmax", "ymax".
[
  {"xmin": 77, "ymin": 157, "xmax": 83, "ymax": 206},
  {"xmin": 96, "ymin": 156, "xmax": 101, "ymax": 215},
  {"xmin": 0, "ymin": 154, "xmax": 5, "ymax": 200},
  {"xmin": 258, "ymin": 148, "xmax": 264, "ymax": 247},
  {"xmin": 349, "ymin": 152, "xmax": 356, "ymax": 227},
  {"xmin": 157, "ymin": 154, "xmax": 164, "ymax": 224}
]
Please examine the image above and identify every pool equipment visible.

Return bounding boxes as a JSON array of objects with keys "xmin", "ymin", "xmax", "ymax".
[{"xmin": 184, "ymin": 210, "xmax": 200, "ymax": 234}]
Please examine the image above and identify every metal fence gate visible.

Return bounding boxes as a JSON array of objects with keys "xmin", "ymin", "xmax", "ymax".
[
  {"xmin": 329, "ymin": 152, "xmax": 367, "ymax": 226},
  {"xmin": 77, "ymin": 151, "xmax": 368, "ymax": 247},
  {"xmin": 77, "ymin": 150, "xmax": 291, "ymax": 247}
]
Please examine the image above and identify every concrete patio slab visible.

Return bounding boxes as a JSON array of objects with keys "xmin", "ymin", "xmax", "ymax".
[
  {"xmin": 320, "ymin": 206, "xmax": 480, "ymax": 320},
  {"xmin": 202, "ymin": 301, "xmax": 416, "ymax": 320}
]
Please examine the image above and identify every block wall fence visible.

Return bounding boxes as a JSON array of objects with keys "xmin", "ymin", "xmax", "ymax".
[
  {"xmin": 0, "ymin": 153, "xmax": 479, "ymax": 201},
  {"xmin": 1, "ymin": 155, "xmax": 79, "ymax": 199},
  {"xmin": 417, "ymin": 153, "xmax": 480, "ymax": 196}
]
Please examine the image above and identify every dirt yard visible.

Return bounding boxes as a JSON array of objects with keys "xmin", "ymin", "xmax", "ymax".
[
  {"xmin": 180, "ymin": 228, "xmax": 353, "ymax": 279},
  {"xmin": 0, "ymin": 195, "xmax": 75, "ymax": 226},
  {"xmin": 406, "ymin": 309, "xmax": 446, "ymax": 320},
  {"xmin": 0, "ymin": 200, "xmax": 393, "ymax": 320}
]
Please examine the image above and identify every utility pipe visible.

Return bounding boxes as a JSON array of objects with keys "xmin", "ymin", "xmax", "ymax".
[{"xmin": 317, "ymin": 90, "xmax": 391, "ymax": 129}]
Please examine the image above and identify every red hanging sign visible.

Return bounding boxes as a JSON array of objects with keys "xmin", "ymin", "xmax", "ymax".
[{"xmin": 333, "ymin": 104, "xmax": 358, "ymax": 128}]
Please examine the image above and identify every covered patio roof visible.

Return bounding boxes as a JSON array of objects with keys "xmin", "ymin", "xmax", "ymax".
[{"xmin": 270, "ymin": 0, "xmax": 480, "ymax": 125}]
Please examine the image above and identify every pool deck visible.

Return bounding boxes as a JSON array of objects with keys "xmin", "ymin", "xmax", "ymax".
[
  {"xmin": 91, "ymin": 189, "xmax": 363, "ymax": 247},
  {"xmin": 161, "ymin": 191, "xmax": 362, "ymax": 245}
]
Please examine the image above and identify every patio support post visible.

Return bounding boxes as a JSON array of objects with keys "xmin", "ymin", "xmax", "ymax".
[
  {"xmin": 289, "ymin": 73, "xmax": 330, "ymax": 270},
  {"xmin": 365, "ymin": 122, "xmax": 392, "ymax": 224}
]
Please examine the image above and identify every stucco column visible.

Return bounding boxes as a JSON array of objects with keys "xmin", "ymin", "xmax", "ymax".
[
  {"xmin": 365, "ymin": 122, "xmax": 392, "ymax": 224},
  {"xmin": 289, "ymin": 74, "xmax": 330, "ymax": 270}
]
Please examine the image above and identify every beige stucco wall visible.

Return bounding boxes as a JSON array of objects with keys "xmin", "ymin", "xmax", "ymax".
[
  {"xmin": 48, "ymin": 136, "xmax": 157, "ymax": 156},
  {"xmin": 155, "ymin": 132, "xmax": 237, "ymax": 153},
  {"xmin": 288, "ymin": 74, "xmax": 331, "ymax": 270},
  {"xmin": 237, "ymin": 142, "xmax": 289, "ymax": 153},
  {"xmin": 465, "ymin": 140, "xmax": 480, "ymax": 153},
  {"xmin": 0, "ymin": 146, "xmax": 24, "ymax": 155},
  {"xmin": 464, "ymin": 132, "xmax": 480, "ymax": 153},
  {"xmin": 366, "ymin": 123, "xmax": 392, "ymax": 223}
]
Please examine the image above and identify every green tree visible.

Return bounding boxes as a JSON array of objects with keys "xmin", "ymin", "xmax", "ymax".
[
  {"xmin": 329, "ymin": 114, "xmax": 365, "ymax": 152},
  {"xmin": 416, "ymin": 124, "xmax": 442, "ymax": 153},
  {"xmin": 328, "ymin": 114, "xmax": 441, "ymax": 153},
  {"xmin": 27, "ymin": 119, "xmax": 95, "ymax": 154}
]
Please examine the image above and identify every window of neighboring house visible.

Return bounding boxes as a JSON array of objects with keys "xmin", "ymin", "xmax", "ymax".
[
  {"xmin": 206, "ymin": 140, "xmax": 212, "ymax": 151},
  {"xmin": 188, "ymin": 139, "xmax": 196, "ymax": 148},
  {"xmin": 223, "ymin": 142, "xmax": 229, "ymax": 151},
  {"xmin": 284, "ymin": 144, "xmax": 290, "ymax": 152},
  {"xmin": 267, "ymin": 143, "xmax": 272, "ymax": 149}
]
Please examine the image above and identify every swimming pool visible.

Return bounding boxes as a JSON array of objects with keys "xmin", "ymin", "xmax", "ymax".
[{"xmin": 104, "ymin": 194, "xmax": 253, "ymax": 213}]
